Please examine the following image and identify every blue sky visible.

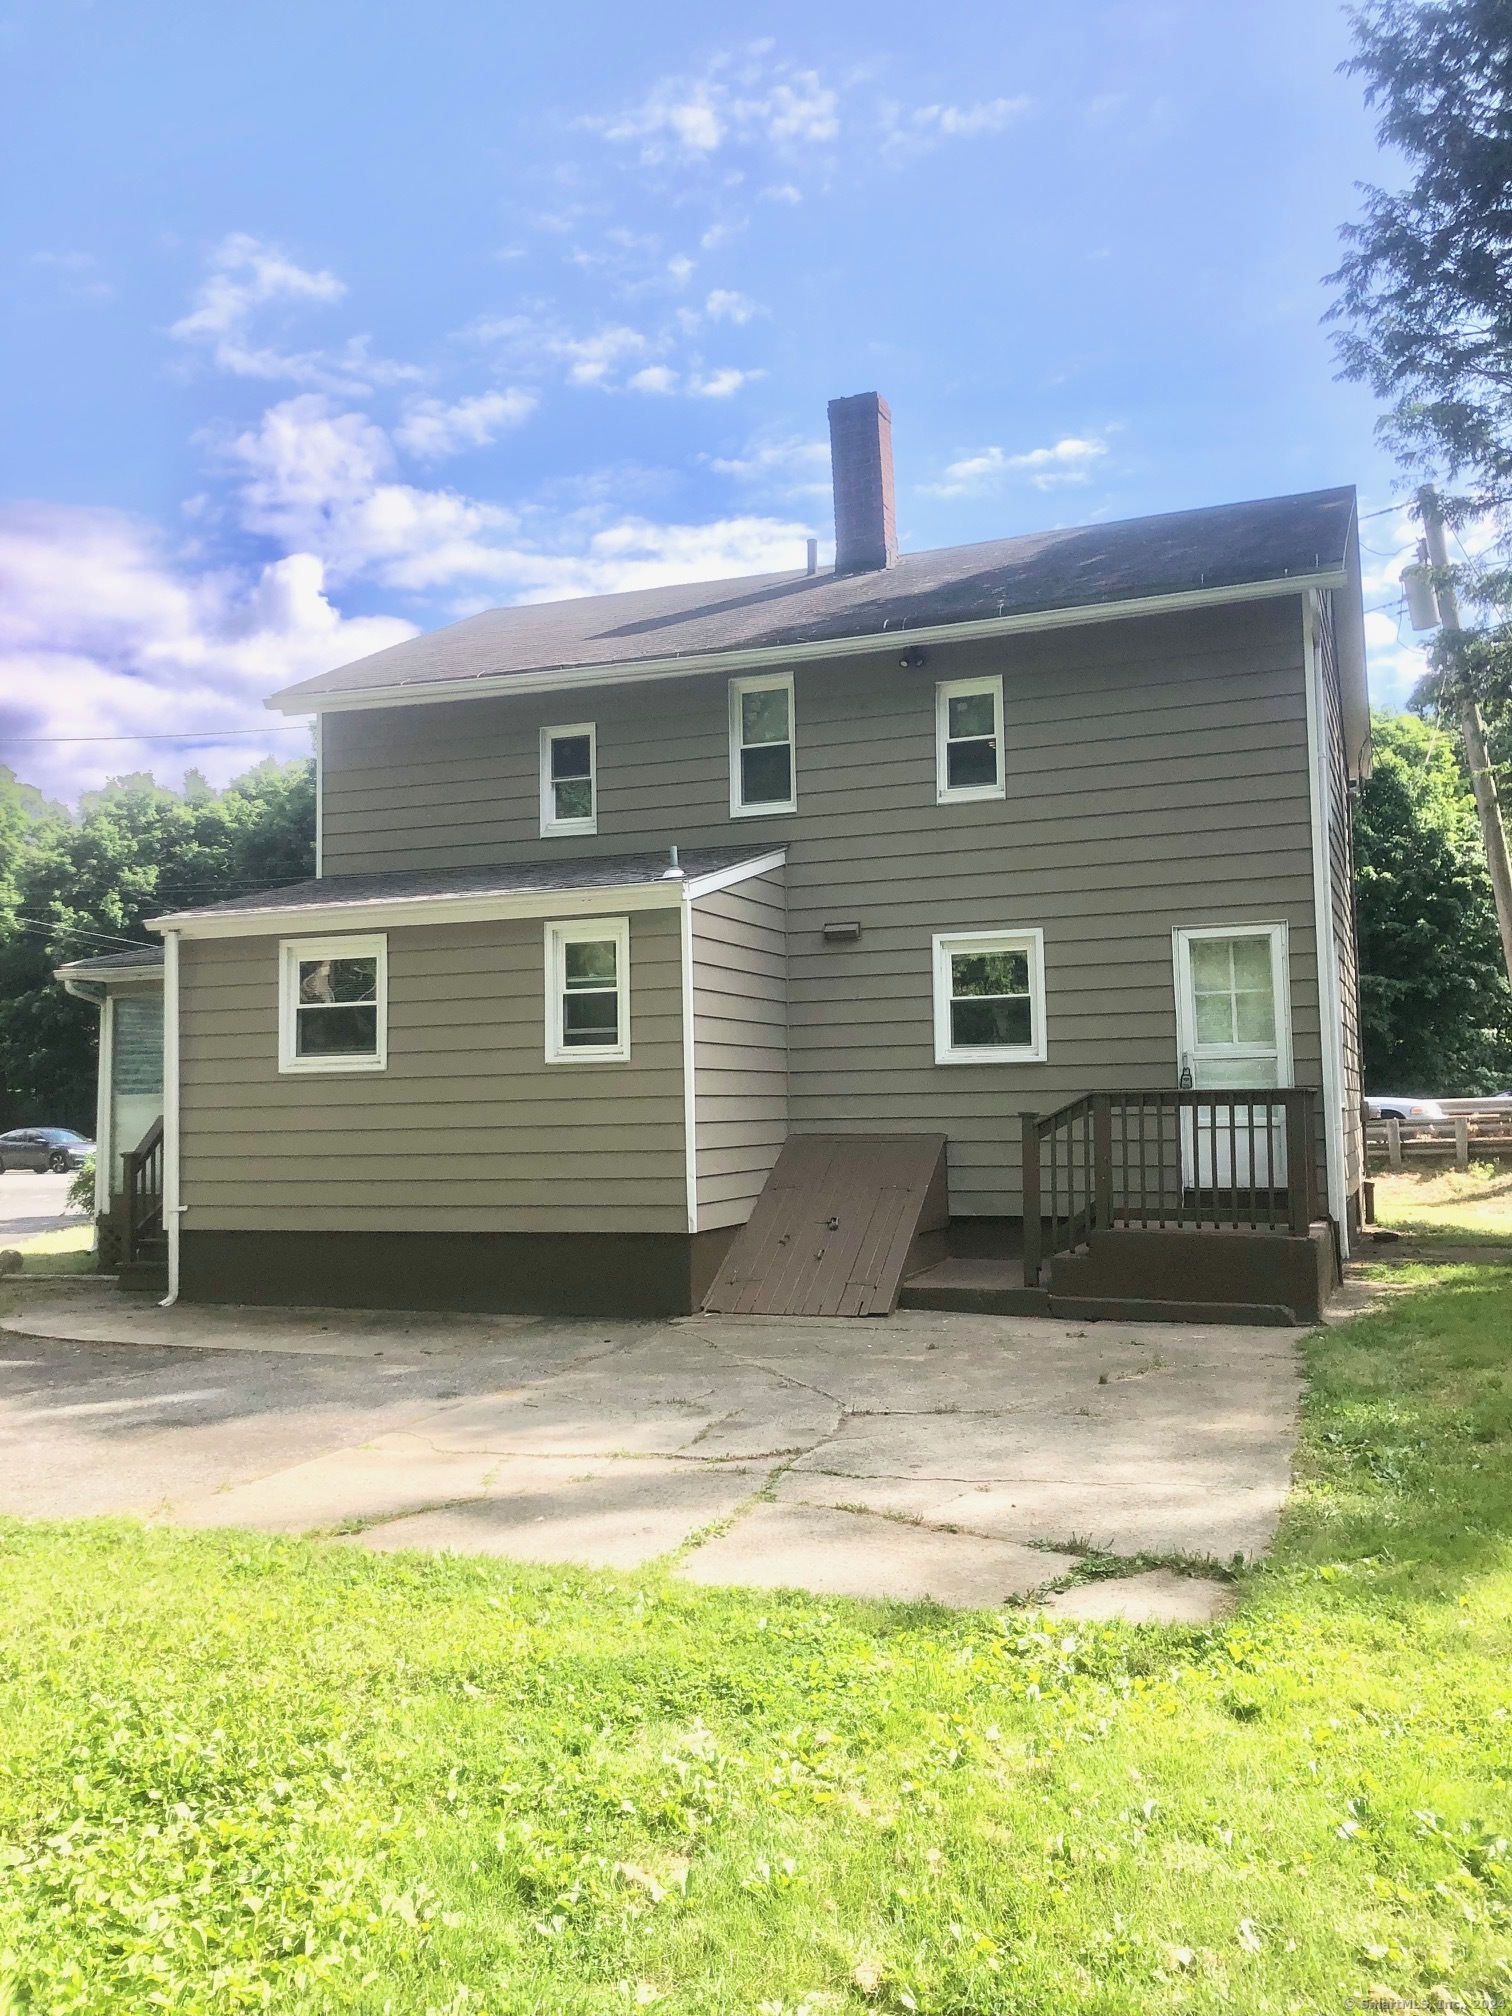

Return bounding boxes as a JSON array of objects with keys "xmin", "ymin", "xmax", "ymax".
[{"xmin": 2, "ymin": 0, "xmax": 1428, "ymax": 801}]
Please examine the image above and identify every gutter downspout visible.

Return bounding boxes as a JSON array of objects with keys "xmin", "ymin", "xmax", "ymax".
[
  {"xmin": 676, "ymin": 881, "xmax": 699, "ymax": 1237},
  {"xmin": 1302, "ymin": 591, "xmax": 1349, "ymax": 1257},
  {"xmin": 161, "ymin": 929, "xmax": 182, "ymax": 1306}
]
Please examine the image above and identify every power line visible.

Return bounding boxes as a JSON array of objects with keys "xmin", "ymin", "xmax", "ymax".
[
  {"xmin": 8, "ymin": 726, "xmax": 311, "ymax": 745},
  {"xmin": 10, "ymin": 915, "xmax": 156, "ymax": 952}
]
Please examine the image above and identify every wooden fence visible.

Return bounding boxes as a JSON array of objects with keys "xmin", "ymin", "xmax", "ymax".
[{"xmin": 1365, "ymin": 1104, "xmax": 1512, "ymax": 1172}]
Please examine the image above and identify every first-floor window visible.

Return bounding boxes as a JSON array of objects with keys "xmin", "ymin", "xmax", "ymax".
[
  {"xmin": 545, "ymin": 916, "xmax": 631, "ymax": 1062},
  {"xmin": 932, "ymin": 928, "xmax": 1046, "ymax": 1063},
  {"xmin": 729, "ymin": 672, "xmax": 796, "ymax": 815},
  {"xmin": 278, "ymin": 933, "xmax": 387, "ymax": 1073},
  {"xmin": 540, "ymin": 722, "xmax": 597, "ymax": 835}
]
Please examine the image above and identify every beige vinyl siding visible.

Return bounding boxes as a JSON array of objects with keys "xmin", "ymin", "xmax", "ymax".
[
  {"xmin": 690, "ymin": 870, "xmax": 788, "ymax": 1228},
  {"xmin": 319, "ymin": 595, "xmax": 1323, "ymax": 1216},
  {"xmin": 1318, "ymin": 591, "xmax": 1366, "ymax": 1202},
  {"xmin": 179, "ymin": 909, "xmax": 687, "ymax": 1234}
]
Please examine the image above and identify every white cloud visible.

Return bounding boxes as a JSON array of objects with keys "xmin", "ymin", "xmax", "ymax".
[
  {"xmin": 928, "ymin": 435, "xmax": 1109, "ymax": 496},
  {"xmin": 170, "ymin": 232, "xmax": 345, "ymax": 381},
  {"xmin": 913, "ymin": 96, "xmax": 1030, "ymax": 138},
  {"xmin": 0, "ymin": 504, "xmax": 414, "ymax": 802},
  {"xmin": 667, "ymin": 253, "xmax": 696, "ymax": 284},
  {"xmin": 705, "ymin": 288, "xmax": 760, "ymax": 323},
  {"xmin": 689, "ymin": 367, "xmax": 761, "ymax": 398},
  {"xmin": 226, "ymin": 395, "xmax": 519, "ymax": 590},
  {"xmin": 511, "ymin": 514, "xmax": 818, "ymax": 601},
  {"xmin": 557, "ymin": 325, "xmax": 648, "ymax": 386},
  {"xmin": 590, "ymin": 53, "xmax": 840, "ymax": 163},
  {"xmin": 707, "ymin": 436, "xmax": 830, "ymax": 494},
  {"xmin": 169, "ymin": 233, "xmax": 419, "ymax": 394},
  {"xmin": 394, "ymin": 388, "xmax": 536, "ymax": 460},
  {"xmin": 629, "ymin": 365, "xmax": 678, "ymax": 394},
  {"xmin": 31, "ymin": 250, "xmax": 114, "ymax": 302}
]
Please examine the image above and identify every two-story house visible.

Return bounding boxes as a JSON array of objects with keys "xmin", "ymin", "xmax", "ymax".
[{"xmin": 61, "ymin": 394, "xmax": 1369, "ymax": 1325}]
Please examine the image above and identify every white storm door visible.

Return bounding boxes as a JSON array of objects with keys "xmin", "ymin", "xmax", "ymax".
[{"xmin": 1174, "ymin": 924, "xmax": 1292, "ymax": 1188}]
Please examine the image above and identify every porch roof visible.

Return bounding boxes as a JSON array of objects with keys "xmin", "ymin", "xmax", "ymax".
[
  {"xmin": 54, "ymin": 945, "xmax": 166, "ymax": 981},
  {"xmin": 146, "ymin": 844, "xmax": 786, "ymax": 939}
]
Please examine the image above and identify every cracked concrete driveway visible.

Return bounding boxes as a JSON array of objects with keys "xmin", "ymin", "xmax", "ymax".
[{"xmin": 0, "ymin": 1281, "xmax": 1305, "ymax": 1614}]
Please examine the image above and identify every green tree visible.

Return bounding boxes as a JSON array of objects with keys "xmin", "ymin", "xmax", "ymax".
[
  {"xmin": 0, "ymin": 759, "xmax": 314, "ymax": 1129},
  {"xmin": 1355, "ymin": 707, "xmax": 1512, "ymax": 1091},
  {"xmin": 1331, "ymin": 1, "xmax": 1512, "ymax": 530}
]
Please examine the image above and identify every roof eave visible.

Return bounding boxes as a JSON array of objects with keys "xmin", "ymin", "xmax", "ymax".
[{"xmin": 266, "ymin": 569, "xmax": 1347, "ymax": 717}]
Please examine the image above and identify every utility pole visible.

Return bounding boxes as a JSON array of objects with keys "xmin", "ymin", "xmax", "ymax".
[{"xmin": 1418, "ymin": 483, "xmax": 1512, "ymax": 990}]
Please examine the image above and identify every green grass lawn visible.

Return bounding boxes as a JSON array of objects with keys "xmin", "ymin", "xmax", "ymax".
[
  {"xmin": 1372, "ymin": 1165, "xmax": 1512, "ymax": 1245},
  {"xmin": 2, "ymin": 1271, "xmax": 1510, "ymax": 2014}
]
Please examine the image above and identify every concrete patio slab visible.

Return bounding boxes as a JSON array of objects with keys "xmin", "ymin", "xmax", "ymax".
[
  {"xmin": 344, "ymin": 1459, "xmax": 763, "ymax": 1570},
  {"xmin": 675, "ymin": 1502, "xmax": 1076, "ymax": 1607},
  {"xmin": 1040, "ymin": 1569, "xmax": 1237, "ymax": 1625},
  {"xmin": 0, "ymin": 1277, "xmax": 1306, "ymax": 1606}
]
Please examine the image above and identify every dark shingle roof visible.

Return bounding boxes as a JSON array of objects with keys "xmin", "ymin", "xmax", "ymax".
[
  {"xmin": 269, "ymin": 486, "xmax": 1359, "ymax": 710},
  {"xmin": 54, "ymin": 945, "xmax": 165, "ymax": 978},
  {"xmin": 151, "ymin": 846, "xmax": 778, "ymax": 927}
]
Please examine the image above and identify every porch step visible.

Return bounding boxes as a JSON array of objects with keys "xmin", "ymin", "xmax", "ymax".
[
  {"xmin": 898, "ymin": 1258, "xmax": 1049, "ymax": 1316},
  {"xmin": 899, "ymin": 1259, "xmax": 1297, "ymax": 1326},
  {"xmin": 703, "ymin": 1133, "xmax": 949, "ymax": 1317},
  {"xmin": 1049, "ymin": 1222, "xmax": 1336, "ymax": 1324},
  {"xmin": 115, "ymin": 1255, "xmax": 167, "ymax": 1295}
]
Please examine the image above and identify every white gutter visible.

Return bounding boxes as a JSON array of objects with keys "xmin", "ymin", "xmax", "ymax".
[
  {"xmin": 146, "ymin": 849, "xmax": 787, "ymax": 942},
  {"xmin": 160, "ymin": 928, "xmax": 182, "ymax": 1306},
  {"xmin": 267, "ymin": 571, "xmax": 1347, "ymax": 719},
  {"xmin": 96, "ymin": 995, "xmax": 114, "ymax": 1217},
  {"xmin": 1301, "ymin": 592, "xmax": 1349, "ymax": 1256}
]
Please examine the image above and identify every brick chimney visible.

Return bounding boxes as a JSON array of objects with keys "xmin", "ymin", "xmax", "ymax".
[{"xmin": 828, "ymin": 391, "xmax": 897, "ymax": 575}]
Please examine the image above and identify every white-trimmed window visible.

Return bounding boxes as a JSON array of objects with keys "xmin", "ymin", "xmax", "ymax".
[
  {"xmin": 729, "ymin": 672, "xmax": 796, "ymax": 816},
  {"xmin": 540, "ymin": 723, "xmax": 597, "ymax": 836},
  {"xmin": 545, "ymin": 916, "xmax": 630, "ymax": 1063},
  {"xmin": 932, "ymin": 928, "xmax": 1046, "ymax": 1064},
  {"xmin": 278, "ymin": 934, "xmax": 387, "ymax": 1074},
  {"xmin": 935, "ymin": 675, "xmax": 1004, "ymax": 803}
]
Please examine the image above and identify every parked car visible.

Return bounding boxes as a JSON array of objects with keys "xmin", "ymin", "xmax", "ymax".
[
  {"xmin": 0, "ymin": 1127, "xmax": 95, "ymax": 1173},
  {"xmin": 1364, "ymin": 1097, "xmax": 1446, "ymax": 1122}
]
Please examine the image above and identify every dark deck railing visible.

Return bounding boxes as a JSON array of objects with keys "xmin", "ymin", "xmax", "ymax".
[
  {"xmin": 122, "ymin": 1116, "xmax": 165, "ymax": 1262},
  {"xmin": 1021, "ymin": 1088, "xmax": 1320, "ymax": 1288}
]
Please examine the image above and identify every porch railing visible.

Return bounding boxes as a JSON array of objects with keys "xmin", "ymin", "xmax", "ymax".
[
  {"xmin": 1021, "ymin": 1088, "xmax": 1320, "ymax": 1288},
  {"xmin": 122, "ymin": 1116, "xmax": 165, "ymax": 1263}
]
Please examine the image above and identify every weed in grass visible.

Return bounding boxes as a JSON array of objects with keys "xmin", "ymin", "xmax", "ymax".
[{"xmin": 0, "ymin": 1268, "xmax": 1509, "ymax": 2011}]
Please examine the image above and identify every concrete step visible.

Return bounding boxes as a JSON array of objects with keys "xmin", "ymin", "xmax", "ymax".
[
  {"xmin": 115, "ymin": 1258, "xmax": 168, "ymax": 1295},
  {"xmin": 898, "ymin": 1258, "xmax": 1050, "ymax": 1316}
]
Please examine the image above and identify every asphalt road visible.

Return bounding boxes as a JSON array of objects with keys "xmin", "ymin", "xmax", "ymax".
[{"xmin": 0, "ymin": 1170, "xmax": 80, "ymax": 1246}]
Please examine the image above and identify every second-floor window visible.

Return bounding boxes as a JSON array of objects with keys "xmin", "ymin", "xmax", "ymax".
[
  {"xmin": 935, "ymin": 675, "xmax": 1005, "ymax": 804},
  {"xmin": 540, "ymin": 724, "xmax": 597, "ymax": 836},
  {"xmin": 729, "ymin": 672, "xmax": 796, "ymax": 817}
]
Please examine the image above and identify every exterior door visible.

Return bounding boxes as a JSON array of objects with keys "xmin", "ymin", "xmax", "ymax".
[{"xmin": 1173, "ymin": 925, "xmax": 1293, "ymax": 1188}]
